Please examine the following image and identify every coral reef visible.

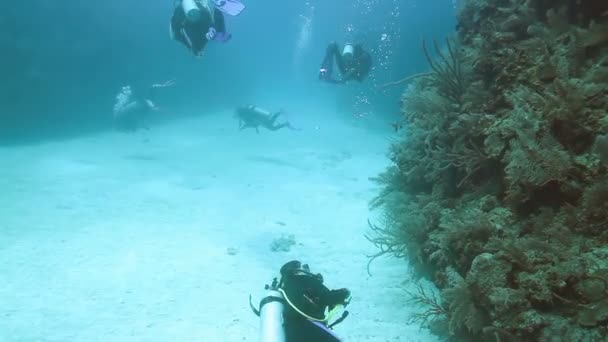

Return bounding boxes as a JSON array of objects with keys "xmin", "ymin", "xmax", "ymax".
[
  {"xmin": 369, "ymin": 0, "xmax": 608, "ymax": 340},
  {"xmin": 270, "ymin": 234, "xmax": 296, "ymax": 252}
]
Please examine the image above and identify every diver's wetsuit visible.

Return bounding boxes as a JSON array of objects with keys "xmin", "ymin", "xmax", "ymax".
[
  {"xmin": 171, "ymin": 0, "xmax": 226, "ymax": 56},
  {"xmin": 265, "ymin": 114, "xmax": 291, "ymax": 131},
  {"xmin": 114, "ymin": 86, "xmax": 159, "ymax": 132},
  {"xmin": 320, "ymin": 42, "xmax": 372, "ymax": 83},
  {"xmin": 284, "ymin": 309, "xmax": 342, "ymax": 342},
  {"xmin": 278, "ymin": 260, "xmax": 348, "ymax": 342},
  {"xmin": 236, "ymin": 106, "xmax": 298, "ymax": 132}
]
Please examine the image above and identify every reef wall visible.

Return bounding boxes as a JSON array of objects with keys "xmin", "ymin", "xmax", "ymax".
[{"xmin": 369, "ymin": 0, "xmax": 608, "ymax": 340}]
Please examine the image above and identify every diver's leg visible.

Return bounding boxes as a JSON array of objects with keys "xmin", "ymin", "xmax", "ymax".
[
  {"xmin": 284, "ymin": 314, "xmax": 341, "ymax": 342},
  {"xmin": 334, "ymin": 45, "xmax": 347, "ymax": 75},
  {"xmin": 267, "ymin": 123, "xmax": 288, "ymax": 131},
  {"xmin": 269, "ymin": 112, "xmax": 281, "ymax": 124}
]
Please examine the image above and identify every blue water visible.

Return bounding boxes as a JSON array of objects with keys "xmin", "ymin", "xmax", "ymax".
[
  {"xmin": 0, "ymin": 1, "xmax": 456, "ymax": 341},
  {"xmin": 0, "ymin": 0, "xmax": 455, "ymax": 143}
]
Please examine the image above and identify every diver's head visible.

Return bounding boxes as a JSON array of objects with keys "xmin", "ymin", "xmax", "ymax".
[{"xmin": 280, "ymin": 260, "xmax": 322, "ymax": 281}]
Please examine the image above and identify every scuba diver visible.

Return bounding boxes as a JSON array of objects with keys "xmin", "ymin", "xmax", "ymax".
[
  {"xmin": 319, "ymin": 42, "xmax": 372, "ymax": 84},
  {"xmin": 250, "ymin": 260, "xmax": 351, "ymax": 342},
  {"xmin": 112, "ymin": 80, "xmax": 175, "ymax": 132},
  {"xmin": 170, "ymin": 0, "xmax": 245, "ymax": 57},
  {"xmin": 235, "ymin": 105, "xmax": 300, "ymax": 133}
]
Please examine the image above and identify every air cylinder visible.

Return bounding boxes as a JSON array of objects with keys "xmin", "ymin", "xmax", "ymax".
[
  {"xmin": 258, "ymin": 290, "xmax": 286, "ymax": 342},
  {"xmin": 342, "ymin": 44, "xmax": 354, "ymax": 58},
  {"xmin": 182, "ymin": 0, "xmax": 201, "ymax": 22}
]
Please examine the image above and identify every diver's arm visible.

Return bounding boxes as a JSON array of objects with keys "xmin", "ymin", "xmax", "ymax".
[
  {"xmin": 170, "ymin": 8, "xmax": 190, "ymax": 47},
  {"xmin": 191, "ymin": 7, "xmax": 215, "ymax": 54},
  {"xmin": 320, "ymin": 43, "xmax": 344, "ymax": 82},
  {"xmin": 170, "ymin": 7, "xmax": 185, "ymax": 36},
  {"xmin": 146, "ymin": 79, "xmax": 176, "ymax": 100},
  {"xmin": 213, "ymin": 8, "xmax": 226, "ymax": 33},
  {"xmin": 329, "ymin": 43, "xmax": 347, "ymax": 74}
]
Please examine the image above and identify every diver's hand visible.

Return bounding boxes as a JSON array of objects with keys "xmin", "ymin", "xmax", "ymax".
[
  {"xmin": 206, "ymin": 27, "xmax": 217, "ymax": 41},
  {"xmin": 192, "ymin": 47, "xmax": 203, "ymax": 58},
  {"xmin": 319, "ymin": 68, "xmax": 328, "ymax": 80},
  {"xmin": 144, "ymin": 99, "xmax": 159, "ymax": 111},
  {"xmin": 328, "ymin": 288, "xmax": 352, "ymax": 306}
]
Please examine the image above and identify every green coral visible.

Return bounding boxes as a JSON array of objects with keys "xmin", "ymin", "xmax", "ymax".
[
  {"xmin": 369, "ymin": 0, "xmax": 608, "ymax": 340},
  {"xmin": 442, "ymin": 278, "xmax": 487, "ymax": 335}
]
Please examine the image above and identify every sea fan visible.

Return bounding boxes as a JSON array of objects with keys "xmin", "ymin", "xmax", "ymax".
[
  {"xmin": 442, "ymin": 279, "xmax": 486, "ymax": 334},
  {"xmin": 580, "ymin": 179, "xmax": 608, "ymax": 227},
  {"xmin": 504, "ymin": 133, "xmax": 572, "ymax": 190}
]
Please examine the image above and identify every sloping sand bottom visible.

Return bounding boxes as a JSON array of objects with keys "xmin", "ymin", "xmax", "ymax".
[{"xmin": 0, "ymin": 110, "xmax": 439, "ymax": 341}]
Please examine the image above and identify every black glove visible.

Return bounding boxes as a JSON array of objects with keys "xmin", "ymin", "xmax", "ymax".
[
  {"xmin": 319, "ymin": 68, "xmax": 328, "ymax": 80},
  {"xmin": 325, "ymin": 288, "xmax": 351, "ymax": 308}
]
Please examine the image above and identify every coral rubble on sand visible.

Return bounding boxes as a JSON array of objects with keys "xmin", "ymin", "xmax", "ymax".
[{"xmin": 369, "ymin": 0, "xmax": 608, "ymax": 340}]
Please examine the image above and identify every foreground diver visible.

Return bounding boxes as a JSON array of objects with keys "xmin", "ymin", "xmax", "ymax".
[
  {"xmin": 170, "ymin": 0, "xmax": 242, "ymax": 57},
  {"xmin": 235, "ymin": 105, "xmax": 300, "ymax": 133},
  {"xmin": 112, "ymin": 80, "xmax": 175, "ymax": 132},
  {"xmin": 250, "ymin": 260, "xmax": 351, "ymax": 342},
  {"xmin": 319, "ymin": 42, "xmax": 372, "ymax": 84}
]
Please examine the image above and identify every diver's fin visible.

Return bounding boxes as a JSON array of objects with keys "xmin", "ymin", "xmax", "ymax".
[
  {"xmin": 212, "ymin": 0, "xmax": 245, "ymax": 16},
  {"xmin": 287, "ymin": 122, "xmax": 302, "ymax": 131},
  {"xmin": 213, "ymin": 32, "xmax": 232, "ymax": 42}
]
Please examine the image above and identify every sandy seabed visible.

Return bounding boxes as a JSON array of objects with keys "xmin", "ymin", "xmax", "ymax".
[{"xmin": 0, "ymin": 109, "xmax": 440, "ymax": 342}]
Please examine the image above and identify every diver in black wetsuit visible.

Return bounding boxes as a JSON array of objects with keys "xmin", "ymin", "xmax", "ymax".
[
  {"xmin": 235, "ymin": 105, "xmax": 300, "ymax": 133},
  {"xmin": 251, "ymin": 260, "xmax": 351, "ymax": 342},
  {"xmin": 318, "ymin": 42, "xmax": 372, "ymax": 84},
  {"xmin": 170, "ymin": 0, "xmax": 229, "ymax": 57},
  {"xmin": 112, "ymin": 80, "xmax": 175, "ymax": 132}
]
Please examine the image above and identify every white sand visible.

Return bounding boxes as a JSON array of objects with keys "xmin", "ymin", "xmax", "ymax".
[{"xmin": 0, "ymin": 110, "xmax": 440, "ymax": 342}]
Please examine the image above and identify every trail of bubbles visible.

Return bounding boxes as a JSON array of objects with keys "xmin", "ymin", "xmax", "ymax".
[
  {"xmin": 347, "ymin": 0, "xmax": 404, "ymax": 119},
  {"xmin": 293, "ymin": 1, "xmax": 316, "ymax": 71}
]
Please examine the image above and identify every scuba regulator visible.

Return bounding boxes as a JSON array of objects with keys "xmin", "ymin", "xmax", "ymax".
[{"xmin": 250, "ymin": 260, "xmax": 352, "ymax": 342}]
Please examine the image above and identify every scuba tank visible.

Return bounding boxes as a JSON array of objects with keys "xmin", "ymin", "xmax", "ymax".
[
  {"xmin": 182, "ymin": 0, "xmax": 202, "ymax": 22},
  {"xmin": 251, "ymin": 279, "xmax": 287, "ymax": 342},
  {"xmin": 342, "ymin": 43, "xmax": 354, "ymax": 59}
]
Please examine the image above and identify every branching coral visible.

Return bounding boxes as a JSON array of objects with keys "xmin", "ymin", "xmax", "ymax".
[
  {"xmin": 504, "ymin": 133, "xmax": 573, "ymax": 190},
  {"xmin": 593, "ymin": 134, "xmax": 608, "ymax": 165},
  {"xmin": 577, "ymin": 179, "xmax": 608, "ymax": 235},
  {"xmin": 427, "ymin": 137, "xmax": 490, "ymax": 188},
  {"xmin": 365, "ymin": 218, "xmax": 408, "ymax": 276},
  {"xmin": 421, "ymin": 38, "xmax": 468, "ymax": 107},
  {"xmin": 404, "ymin": 282, "xmax": 448, "ymax": 327},
  {"xmin": 442, "ymin": 278, "xmax": 487, "ymax": 335}
]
